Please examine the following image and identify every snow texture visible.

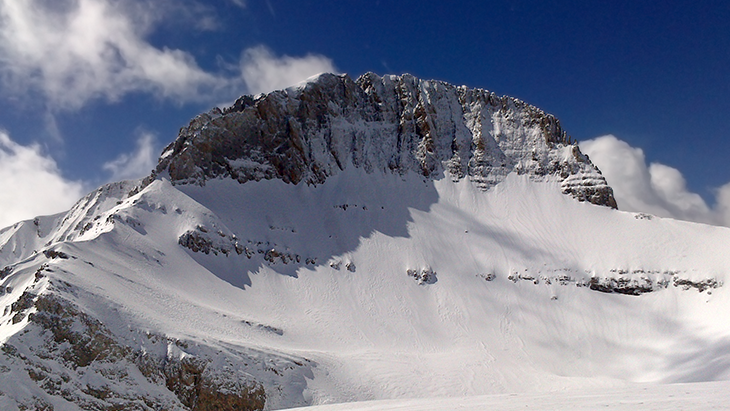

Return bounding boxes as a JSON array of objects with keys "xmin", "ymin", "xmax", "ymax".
[
  {"xmin": 0, "ymin": 74, "xmax": 729, "ymax": 410},
  {"xmin": 156, "ymin": 73, "xmax": 616, "ymax": 208}
]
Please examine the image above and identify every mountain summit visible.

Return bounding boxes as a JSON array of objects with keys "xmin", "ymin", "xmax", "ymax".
[
  {"xmin": 1, "ymin": 74, "xmax": 729, "ymax": 410},
  {"xmin": 156, "ymin": 73, "xmax": 616, "ymax": 208}
]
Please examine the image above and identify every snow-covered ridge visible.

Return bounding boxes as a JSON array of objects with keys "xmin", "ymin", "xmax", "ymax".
[
  {"xmin": 1, "ymin": 164, "xmax": 729, "ymax": 410},
  {"xmin": 155, "ymin": 72, "xmax": 616, "ymax": 208},
  {"xmin": 2, "ymin": 75, "xmax": 730, "ymax": 410}
]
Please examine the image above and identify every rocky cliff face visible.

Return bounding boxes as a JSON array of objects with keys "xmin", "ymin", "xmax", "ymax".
[
  {"xmin": 156, "ymin": 72, "xmax": 617, "ymax": 208},
  {"xmin": 0, "ymin": 73, "xmax": 640, "ymax": 411}
]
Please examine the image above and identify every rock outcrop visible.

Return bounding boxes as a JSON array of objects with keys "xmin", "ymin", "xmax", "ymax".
[
  {"xmin": 156, "ymin": 72, "xmax": 617, "ymax": 208},
  {"xmin": 1, "ymin": 291, "xmax": 298, "ymax": 410}
]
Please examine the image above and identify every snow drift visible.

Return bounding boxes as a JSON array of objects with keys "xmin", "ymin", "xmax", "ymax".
[{"xmin": 0, "ymin": 73, "xmax": 729, "ymax": 410}]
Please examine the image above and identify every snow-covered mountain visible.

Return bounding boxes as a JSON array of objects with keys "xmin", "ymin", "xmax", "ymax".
[
  {"xmin": 156, "ymin": 72, "xmax": 616, "ymax": 208},
  {"xmin": 1, "ymin": 73, "xmax": 729, "ymax": 410}
]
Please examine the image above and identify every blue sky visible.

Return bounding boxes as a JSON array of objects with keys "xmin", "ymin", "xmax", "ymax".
[{"xmin": 0, "ymin": 0, "xmax": 729, "ymax": 228}]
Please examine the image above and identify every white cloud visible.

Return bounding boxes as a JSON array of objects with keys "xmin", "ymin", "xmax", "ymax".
[
  {"xmin": 0, "ymin": 131, "xmax": 86, "ymax": 229},
  {"xmin": 647, "ymin": 162, "xmax": 710, "ymax": 218},
  {"xmin": 580, "ymin": 135, "xmax": 730, "ymax": 227},
  {"xmin": 240, "ymin": 46, "xmax": 337, "ymax": 95},
  {"xmin": 0, "ymin": 1, "xmax": 338, "ymax": 111},
  {"xmin": 716, "ymin": 183, "xmax": 730, "ymax": 227},
  {"xmin": 103, "ymin": 132, "xmax": 158, "ymax": 181},
  {"xmin": 0, "ymin": 0, "xmax": 223, "ymax": 109}
]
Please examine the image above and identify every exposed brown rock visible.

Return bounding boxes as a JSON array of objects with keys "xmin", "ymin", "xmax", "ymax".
[{"xmin": 155, "ymin": 73, "xmax": 617, "ymax": 208}]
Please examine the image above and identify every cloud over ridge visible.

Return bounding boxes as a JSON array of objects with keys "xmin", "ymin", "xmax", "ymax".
[
  {"xmin": 0, "ymin": 0, "xmax": 340, "ymax": 228},
  {"xmin": 3, "ymin": 1, "xmax": 724, "ymax": 232},
  {"xmin": 0, "ymin": 131, "xmax": 86, "ymax": 229},
  {"xmin": 0, "ymin": 0, "xmax": 337, "ymax": 110},
  {"xmin": 103, "ymin": 131, "xmax": 158, "ymax": 182},
  {"xmin": 580, "ymin": 135, "xmax": 730, "ymax": 227},
  {"xmin": 240, "ymin": 46, "xmax": 336, "ymax": 95}
]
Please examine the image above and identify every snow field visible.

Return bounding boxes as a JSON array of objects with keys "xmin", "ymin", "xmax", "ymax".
[{"xmin": 2, "ymin": 169, "xmax": 730, "ymax": 408}]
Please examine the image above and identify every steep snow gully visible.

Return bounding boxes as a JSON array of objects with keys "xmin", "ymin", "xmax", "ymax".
[{"xmin": 1, "ymin": 73, "xmax": 729, "ymax": 410}]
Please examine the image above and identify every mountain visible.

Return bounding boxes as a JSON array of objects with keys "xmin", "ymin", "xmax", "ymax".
[
  {"xmin": 1, "ymin": 73, "xmax": 729, "ymax": 411},
  {"xmin": 155, "ymin": 72, "xmax": 616, "ymax": 208}
]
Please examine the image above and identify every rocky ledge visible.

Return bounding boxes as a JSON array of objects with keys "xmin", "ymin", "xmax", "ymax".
[{"xmin": 155, "ymin": 72, "xmax": 617, "ymax": 208}]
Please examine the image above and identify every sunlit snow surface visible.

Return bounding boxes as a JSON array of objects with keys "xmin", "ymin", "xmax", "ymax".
[
  {"xmin": 1, "ymin": 170, "xmax": 730, "ymax": 408},
  {"xmin": 281, "ymin": 380, "xmax": 730, "ymax": 411}
]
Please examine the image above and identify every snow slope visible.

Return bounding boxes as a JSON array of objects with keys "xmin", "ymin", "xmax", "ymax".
[
  {"xmin": 0, "ymin": 73, "xmax": 729, "ymax": 410},
  {"xmin": 1, "ymin": 168, "xmax": 729, "ymax": 409},
  {"xmin": 280, "ymin": 380, "xmax": 730, "ymax": 411}
]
